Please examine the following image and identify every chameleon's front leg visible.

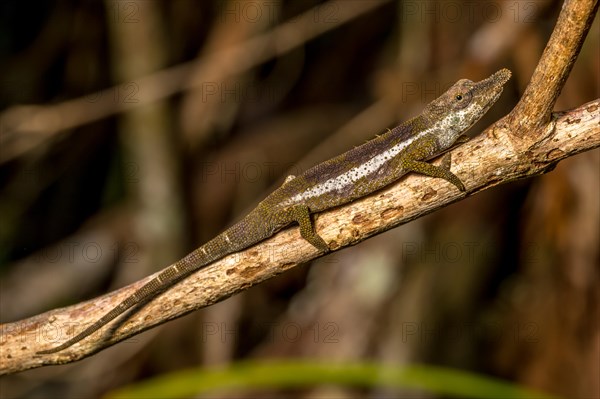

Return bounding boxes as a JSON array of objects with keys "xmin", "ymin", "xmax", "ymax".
[
  {"xmin": 399, "ymin": 136, "xmax": 466, "ymax": 192},
  {"xmin": 438, "ymin": 134, "xmax": 470, "ymax": 180},
  {"xmin": 278, "ymin": 205, "xmax": 330, "ymax": 253}
]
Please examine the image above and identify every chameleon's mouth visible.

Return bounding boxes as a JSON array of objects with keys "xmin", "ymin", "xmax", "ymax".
[
  {"xmin": 477, "ymin": 68, "xmax": 511, "ymax": 111},
  {"xmin": 492, "ymin": 68, "xmax": 512, "ymax": 85},
  {"xmin": 483, "ymin": 68, "xmax": 511, "ymax": 98},
  {"xmin": 490, "ymin": 86, "xmax": 504, "ymax": 105}
]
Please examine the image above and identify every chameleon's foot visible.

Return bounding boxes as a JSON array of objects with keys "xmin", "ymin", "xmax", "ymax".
[
  {"xmin": 439, "ymin": 154, "xmax": 465, "ymax": 192},
  {"xmin": 402, "ymin": 158, "xmax": 466, "ymax": 192},
  {"xmin": 440, "ymin": 153, "xmax": 452, "ymax": 170},
  {"xmin": 288, "ymin": 205, "xmax": 330, "ymax": 253},
  {"xmin": 306, "ymin": 235, "xmax": 330, "ymax": 253},
  {"xmin": 445, "ymin": 172, "xmax": 466, "ymax": 192},
  {"xmin": 454, "ymin": 134, "xmax": 470, "ymax": 145}
]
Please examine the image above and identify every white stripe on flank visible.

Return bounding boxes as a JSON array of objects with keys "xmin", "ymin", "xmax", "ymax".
[{"xmin": 282, "ymin": 125, "xmax": 440, "ymax": 205}]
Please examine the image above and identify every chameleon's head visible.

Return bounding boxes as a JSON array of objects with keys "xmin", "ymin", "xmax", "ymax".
[{"xmin": 424, "ymin": 68, "xmax": 511, "ymax": 142}]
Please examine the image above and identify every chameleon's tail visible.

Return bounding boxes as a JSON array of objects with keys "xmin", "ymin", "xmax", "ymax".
[{"xmin": 37, "ymin": 209, "xmax": 269, "ymax": 354}]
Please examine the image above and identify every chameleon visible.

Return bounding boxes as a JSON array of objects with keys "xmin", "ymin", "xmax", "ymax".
[{"xmin": 38, "ymin": 68, "xmax": 511, "ymax": 354}]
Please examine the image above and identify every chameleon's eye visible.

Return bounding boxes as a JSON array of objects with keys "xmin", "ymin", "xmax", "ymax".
[{"xmin": 453, "ymin": 91, "xmax": 471, "ymax": 109}]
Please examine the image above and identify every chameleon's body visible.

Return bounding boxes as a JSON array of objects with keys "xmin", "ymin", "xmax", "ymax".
[{"xmin": 39, "ymin": 69, "xmax": 511, "ymax": 354}]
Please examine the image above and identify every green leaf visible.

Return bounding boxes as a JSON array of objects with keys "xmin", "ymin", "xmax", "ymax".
[{"xmin": 105, "ymin": 360, "xmax": 558, "ymax": 399}]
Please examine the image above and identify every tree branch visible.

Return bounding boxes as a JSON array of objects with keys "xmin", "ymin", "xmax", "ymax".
[
  {"xmin": 1, "ymin": 97, "xmax": 598, "ymax": 374},
  {"xmin": 506, "ymin": 0, "xmax": 598, "ymax": 137}
]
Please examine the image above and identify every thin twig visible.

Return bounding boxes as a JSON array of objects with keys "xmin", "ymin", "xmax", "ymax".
[{"xmin": 506, "ymin": 0, "xmax": 598, "ymax": 137}]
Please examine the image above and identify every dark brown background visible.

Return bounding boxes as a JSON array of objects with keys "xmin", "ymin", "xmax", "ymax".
[{"xmin": 0, "ymin": 1, "xmax": 598, "ymax": 398}]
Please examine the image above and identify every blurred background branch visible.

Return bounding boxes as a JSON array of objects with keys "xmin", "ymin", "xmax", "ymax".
[{"xmin": 0, "ymin": 0, "xmax": 389, "ymax": 162}]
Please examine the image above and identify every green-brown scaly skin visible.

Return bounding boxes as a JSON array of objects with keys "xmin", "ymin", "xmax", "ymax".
[{"xmin": 38, "ymin": 69, "xmax": 511, "ymax": 354}]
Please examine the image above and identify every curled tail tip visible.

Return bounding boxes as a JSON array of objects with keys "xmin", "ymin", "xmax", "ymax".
[{"xmin": 36, "ymin": 345, "xmax": 67, "ymax": 355}]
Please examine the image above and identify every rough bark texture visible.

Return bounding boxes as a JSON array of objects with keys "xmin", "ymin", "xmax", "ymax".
[
  {"xmin": 506, "ymin": 0, "xmax": 598, "ymax": 136},
  {"xmin": 1, "ymin": 97, "xmax": 598, "ymax": 374}
]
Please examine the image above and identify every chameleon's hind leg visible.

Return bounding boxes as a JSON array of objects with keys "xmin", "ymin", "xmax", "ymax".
[
  {"xmin": 402, "ymin": 158, "xmax": 466, "ymax": 192},
  {"xmin": 399, "ymin": 135, "xmax": 467, "ymax": 192},
  {"xmin": 279, "ymin": 205, "xmax": 330, "ymax": 253}
]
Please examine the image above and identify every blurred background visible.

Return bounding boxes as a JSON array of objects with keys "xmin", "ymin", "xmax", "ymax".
[{"xmin": 0, "ymin": 0, "xmax": 598, "ymax": 398}]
